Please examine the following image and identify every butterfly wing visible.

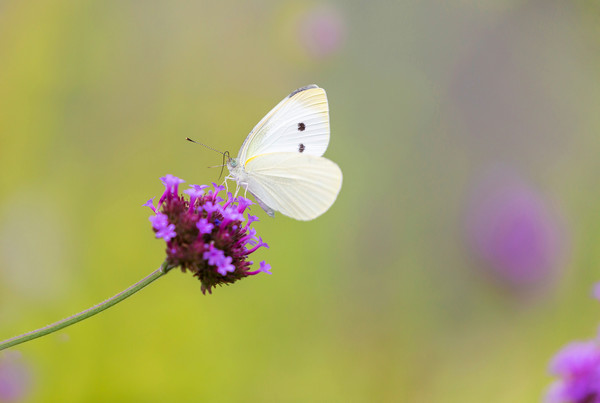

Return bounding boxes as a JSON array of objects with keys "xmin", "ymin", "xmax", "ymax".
[
  {"xmin": 238, "ymin": 85, "xmax": 330, "ymax": 162},
  {"xmin": 243, "ymin": 153, "xmax": 342, "ymax": 221}
]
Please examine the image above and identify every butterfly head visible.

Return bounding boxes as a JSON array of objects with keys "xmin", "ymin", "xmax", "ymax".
[{"xmin": 225, "ymin": 151, "xmax": 241, "ymax": 175}]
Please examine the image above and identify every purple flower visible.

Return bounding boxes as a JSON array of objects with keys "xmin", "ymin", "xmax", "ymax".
[
  {"xmin": 236, "ymin": 197, "xmax": 253, "ymax": 213},
  {"xmin": 203, "ymin": 202, "xmax": 220, "ymax": 215},
  {"xmin": 190, "ymin": 184, "xmax": 209, "ymax": 192},
  {"xmin": 259, "ymin": 261, "xmax": 272, "ymax": 275},
  {"xmin": 594, "ymin": 283, "xmax": 600, "ymax": 302},
  {"xmin": 247, "ymin": 237, "xmax": 269, "ymax": 254},
  {"xmin": 0, "ymin": 352, "xmax": 31, "ymax": 402},
  {"xmin": 211, "ymin": 183, "xmax": 225, "ymax": 193},
  {"xmin": 298, "ymin": 5, "xmax": 346, "ymax": 59},
  {"xmin": 545, "ymin": 341, "xmax": 600, "ymax": 403},
  {"xmin": 146, "ymin": 175, "xmax": 270, "ymax": 294},
  {"xmin": 465, "ymin": 169, "xmax": 564, "ymax": 288},
  {"xmin": 220, "ymin": 207, "xmax": 245, "ymax": 227},
  {"xmin": 149, "ymin": 213, "xmax": 176, "ymax": 242},
  {"xmin": 247, "ymin": 261, "xmax": 272, "ymax": 276},
  {"xmin": 196, "ymin": 218, "xmax": 214, "ymax": 235},
  {"xmin": 246, "ymin": 214, "xmax": 259, "ymax": 226},
  {"xmin": 184, "ymin": 186, "xmax": 206, "ymax": 212},
  {"xmin": 201, "ymin": 245, "xmax": 235, "ymax": 276},
  {"xmin": 161, "ymin": 174, "xmax": 185, "ymax": 191},
  {"xmin": 142, "ymin": 198, "xmax": 156, "ymax": 213},
  {"xmin": 158, "ymin": 175, "xmax": 185, "ymax": 207},
  {"xmin": 202, "ymin": 244, "xmax": 224, "ymax": 266},
  {"xmin": 217, "ymin": 255, "xmax": 235, "ymax": 276}
]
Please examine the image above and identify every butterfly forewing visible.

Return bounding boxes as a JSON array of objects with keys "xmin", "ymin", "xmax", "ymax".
[
  {"xmin": 244, "ymin": 153, "xmax": 342, "ymax": 221},
  {"xmin": 239, "ymin": 86, "xmax": 330, "ymax": 164}
]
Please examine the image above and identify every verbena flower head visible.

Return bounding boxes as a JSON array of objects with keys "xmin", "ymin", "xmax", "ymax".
[
  {"xmin": 465, "ymin": 169, "xmax": 564, "ymax": 289},
  {"xmin": 145, "ymin": 175, "xmax": 270, "ymax": 294},
  {"xmin": 545, "ymin": 340, "xmax": 600, "ymax": 403},
  {"xmin": 544, "ymin": 284, "xmax": 600, "ymax": 403}
]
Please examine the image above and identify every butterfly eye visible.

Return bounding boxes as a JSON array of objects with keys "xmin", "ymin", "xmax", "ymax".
[
  {"xmin": 297, "ymin": 122, "xmax": 306, "ymax": 131},
  {"xmin": 231, "ymin": 160, "xmax": 237, "ymax": 167}
]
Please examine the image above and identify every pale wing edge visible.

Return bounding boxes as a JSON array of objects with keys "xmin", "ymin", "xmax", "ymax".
[{"xmin": 245, "ymin": 154, "xmax": 342, "ymax": 220}]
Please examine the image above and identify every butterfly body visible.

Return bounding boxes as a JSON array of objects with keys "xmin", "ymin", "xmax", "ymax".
[{"xmin": 226, "ymin": 85, "xmax": 342, "ymax": 221}]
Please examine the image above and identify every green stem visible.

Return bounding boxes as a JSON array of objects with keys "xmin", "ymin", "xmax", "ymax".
[{"xmin": 0, "ymin": 262, "xmax": 170, "ymax": 351}]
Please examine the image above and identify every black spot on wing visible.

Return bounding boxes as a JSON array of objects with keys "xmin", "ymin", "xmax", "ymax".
[
  {"xmin": 298, "ymin": 143, "xmax": 305, "ymax": 153},
  {"xmin": 298, "ymin": 122, "xmax": 306, "ymax": 131},
  {"xmin": 287, "ymin": 84, "xmax": 318, "ymax": 98}
]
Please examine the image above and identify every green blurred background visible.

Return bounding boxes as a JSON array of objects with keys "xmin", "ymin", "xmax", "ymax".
[{"xmin": 1, "ymin": 1, "xmax": 600, "ymax": 402}]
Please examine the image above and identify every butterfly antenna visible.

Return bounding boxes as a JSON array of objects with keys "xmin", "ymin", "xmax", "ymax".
[
  {"xmin": 219, "ymin": 151, "xmax": 230, "ymax": 180},
  {"xmin": 186, "ymin": 137, "xmax": 226, "ymax": 156},
  {"xmin": 186, "ymin": 137, "xmax": 232, "ymax": 180}
]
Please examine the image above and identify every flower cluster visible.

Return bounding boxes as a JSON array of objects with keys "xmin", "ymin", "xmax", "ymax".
[
  {"xmin": 145, "ymin": 175, "xmax": 271, "ymax": 294},
  {"xmin": 545, "ymin": 285, "xmax": 600, "ymax": 403},
  {"xmin": 545, "ymin": 339, "xmax": 600, "ymax": 403}
]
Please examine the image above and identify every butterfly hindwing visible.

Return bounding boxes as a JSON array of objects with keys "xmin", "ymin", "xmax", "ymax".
[
  {"xmin": 238, "ymin": 85, "xmax": 330, "ymax": 164},
  {"xmin": 243, "ymin": 153, "xmax": 342, "ymax": 221}
]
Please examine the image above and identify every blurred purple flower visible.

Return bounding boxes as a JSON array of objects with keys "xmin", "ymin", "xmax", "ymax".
[
  {"xmin": 594, "ymin": 283, "xmax": 600, "ymax": 301},
  {"xmin": 465, "ymin": 170, "xmax": 564, "ymax": 287},
  {"xmin": 0, "ymin": 352, "xmax": 31, "ymax": 402},
  {"xmin": 298, "ymin": 5, "xmax": 346, "ymax": 59},
  {"xmin": 545, "ymin": 340, "xmax": 600, "ymax": 403},
  {"xmin": 145, "ymin": 176, "xmax": 270, "ymax": 294}
]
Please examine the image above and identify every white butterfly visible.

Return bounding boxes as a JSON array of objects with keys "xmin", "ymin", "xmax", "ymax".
[{"xmin": 225, "ymin": 85, "xmax": 342, "ymax": 221}]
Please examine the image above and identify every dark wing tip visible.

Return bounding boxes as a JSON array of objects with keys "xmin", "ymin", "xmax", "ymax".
[{"xmin": 287, "ymin": 84, "xmax": 319, "ymax": 98}]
